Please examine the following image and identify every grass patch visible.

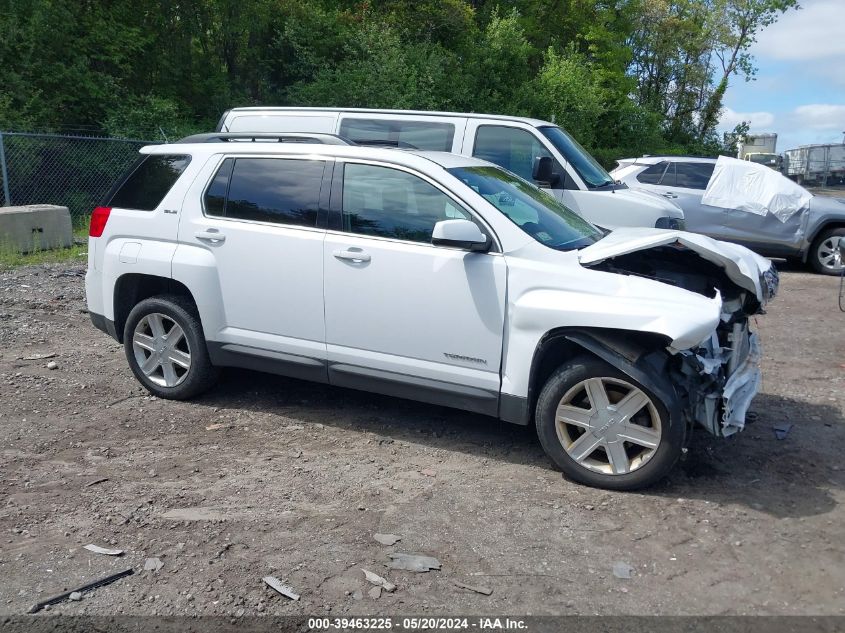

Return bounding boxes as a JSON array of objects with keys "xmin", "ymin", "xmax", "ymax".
[{"xmin": 0, "ymin": 228, "xmax": 89, "ymax": 269}]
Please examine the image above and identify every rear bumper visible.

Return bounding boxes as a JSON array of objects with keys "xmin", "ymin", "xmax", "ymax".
[{"xmin": 89, "ymin": 311, "xmax": 119, "ymax": 342}]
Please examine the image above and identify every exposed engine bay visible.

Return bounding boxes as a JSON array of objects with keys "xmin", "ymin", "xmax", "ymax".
[{"xmin": 584, "ymin": 243, "xmax": 778, "ymax": 438}]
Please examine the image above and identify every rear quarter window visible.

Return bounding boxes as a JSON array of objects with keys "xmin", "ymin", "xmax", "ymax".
[{"xmin": 108, "ymin": 155, "xmax": 191, "ymax": 211}]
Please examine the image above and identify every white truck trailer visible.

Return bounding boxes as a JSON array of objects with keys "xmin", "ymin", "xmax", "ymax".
[
  {"xmin": 737, "ymin": 133, "xmax": 780, "ymax": 169},
  {"xmin": 783, "ymin": 144, "xmax": 845, "ymax": 186}
]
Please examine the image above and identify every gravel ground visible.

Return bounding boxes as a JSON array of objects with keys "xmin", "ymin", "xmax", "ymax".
[{"xmin": 0, "ymin": 261, "xmax": 843, "ymax": 617}]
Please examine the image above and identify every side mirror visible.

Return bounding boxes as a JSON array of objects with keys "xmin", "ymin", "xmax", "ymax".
[
  {"xmin": 532, "ymin": 156, "xmax": 560, "ymax": 187},
  {"xmin": 431, "ymin": 219, "xmax": 490, "ymax": 252}
]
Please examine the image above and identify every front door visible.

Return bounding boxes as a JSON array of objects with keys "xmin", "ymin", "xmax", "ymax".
[{"xmin": 323, "ymin": 161, "xmax": 507, "ymax": 415}]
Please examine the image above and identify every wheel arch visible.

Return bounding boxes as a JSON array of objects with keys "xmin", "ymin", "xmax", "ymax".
[
  {"xmin": 803, "ymin": 222, "xmax": 845, "ymax": 271},
  {"xmin": 805, "ymin": 221, "xmax": 845, "ymax": 256},
  {"xmin": 516, "ymin": 327, "xmax": 682, "ymax": 429},
  {"xmin": 113, "ymin": 273, "xmax": 197, "ymax": 343}
]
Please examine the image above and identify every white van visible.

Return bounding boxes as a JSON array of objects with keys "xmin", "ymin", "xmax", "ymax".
[{"xmin": 216, "ymin": 108, "xmax": 685, "ymax": 230}]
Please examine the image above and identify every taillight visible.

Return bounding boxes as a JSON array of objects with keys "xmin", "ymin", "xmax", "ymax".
[{"xmin": 89, "ymin": 206, "xmax": 111, "ymax": 237}]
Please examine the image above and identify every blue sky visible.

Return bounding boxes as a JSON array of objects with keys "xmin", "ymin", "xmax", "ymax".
[{"xmin": 718, "ymin": 0, "xmax": 845, "ymax": 152}]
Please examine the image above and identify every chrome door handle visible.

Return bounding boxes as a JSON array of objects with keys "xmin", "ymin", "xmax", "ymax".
[
  {"xmin": 333, "ymin": 249, "xmax": 370, "ymax": 262},
  {"xmin": 661, "ymin": 192, "xmax": 678, "ymax": 199},
  {"xmin": 195, "ymin": 229, "xmax": 226, "ymax": 243}
]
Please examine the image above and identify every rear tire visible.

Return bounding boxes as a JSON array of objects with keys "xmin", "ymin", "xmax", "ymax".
[
  {"xmin": 808, "ymin": 227, "xmax": 845, "ymax": 275},
  {"xmin": 123, "ymin": 295, "xmax": 218, "ymax": 400},
  {"xmin": 535, "ymin": 356, "xmax": 683, "ymax": 490}
]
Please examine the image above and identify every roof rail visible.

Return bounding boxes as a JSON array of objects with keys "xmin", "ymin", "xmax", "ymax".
[
  {"xmin": 175, "ymin": 132, "xmax": 354, "ymax": 145},
  {"xmin": 353, "ymin": 138, "xmax": 419, "ymax": 149}
]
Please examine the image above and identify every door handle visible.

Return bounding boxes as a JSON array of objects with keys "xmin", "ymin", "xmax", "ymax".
[
  {"xmin": 195, "ymin": 229, "xmax": 226, "ymax": 243},
  {"xmin": 661, "ymin": 192, "xmax": 678, "ymax": 199},
  {"xmin": 333, "ymin": 248, "xmax": 370, "ymax": 262}
]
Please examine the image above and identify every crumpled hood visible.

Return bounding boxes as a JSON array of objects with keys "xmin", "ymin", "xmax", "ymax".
[{"xmin": 578, "ymin": 227, "xmax": 775, "ymax": 303}]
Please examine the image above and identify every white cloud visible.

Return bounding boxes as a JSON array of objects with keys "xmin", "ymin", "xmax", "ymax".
[
  {"xmin": 719, "ymin": 107, "xmax": 775, "ymax": 130},
  {"xmin": 792, "ymin": 104, "xmax": 845, "ymax": 130},
  {"xmin": 753, "ymin": 0, "xmax": 845, "ymax": 61}
]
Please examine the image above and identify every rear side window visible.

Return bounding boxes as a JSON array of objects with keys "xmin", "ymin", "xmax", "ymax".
[
  {"xmin": 108, "ymin": 155, "xmax": 190, "ymax": 210},
  {"xmin": 204, "ymin": 158, "xmax": 234, "ymax": 216},
  {"xmin": 204, "ymin": 157, "xmax": 325, "ymax": 227},
  {"xmin": 674, "ymin": 162, "xmax": 715, "ymax": 189},
  {"xmin": 636, "ymin": 162, "xmax": 669, "ymax": 185},
  {"xmin": 339, "ymin": 118, "xmax": 455, "ymax": 151},
  {"xmin": 472, "ymin": 125, "xmax": 560, "ymax": 183}
]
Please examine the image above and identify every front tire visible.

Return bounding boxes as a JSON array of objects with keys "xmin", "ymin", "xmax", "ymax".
[
  {"xmin": 809, "ymin": 227, "xmax": 845, "ymax": 275},
  {"xmin": 535, "ymin": 356, "xmax": 683, "ymax": 490},
  {"xmin": 123, "ymin": 295, "xmax": 218, "ymax": 400}
]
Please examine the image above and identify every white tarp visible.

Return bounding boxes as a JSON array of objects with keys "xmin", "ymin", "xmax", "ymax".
[{"xmin": 701, "ymin": 155, "xmax": 812, "ymax": 222}]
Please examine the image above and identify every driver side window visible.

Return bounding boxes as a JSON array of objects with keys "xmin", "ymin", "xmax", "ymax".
[
  {"xmin": 473, "ymin": 125, "xmax": 567, "ymax": 187},
  {"xmin": 341, "ymin": 163, "xmax": 472, "ymax": 244}
]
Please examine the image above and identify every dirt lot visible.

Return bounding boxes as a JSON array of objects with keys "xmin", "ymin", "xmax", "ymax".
[{"xmin": 1, "ymin": 261, "xmax": 844, "ymax": 617}]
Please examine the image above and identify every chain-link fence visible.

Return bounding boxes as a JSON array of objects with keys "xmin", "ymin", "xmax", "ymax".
[{"xmin": 0, "ymin": 131, "xmax": 154, "ymax": 227}]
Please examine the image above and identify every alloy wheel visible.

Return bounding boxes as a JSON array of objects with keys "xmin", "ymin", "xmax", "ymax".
[
  {"xmin": 555, "ymin": 377, "xmax": 662, "ymax": 475},
  {"xmin": 132, "ymin": 313, "xmax": 192, "ymax": 388},
  {"xmin": 816, "ymin": 236, "xmax": 844, "ymax": 272}
]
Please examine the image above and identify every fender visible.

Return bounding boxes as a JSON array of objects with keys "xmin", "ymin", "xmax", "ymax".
[
  {"xmin": 562, "ymin": 330, "xmax": 683, "ymax": 431},
  {"xmin": 501, "ymin": 328, "xmax": 683, "ymax": 429},
  {"xmin": 803, "ymin": 217, "xmax": 845, "ymax": 261}
]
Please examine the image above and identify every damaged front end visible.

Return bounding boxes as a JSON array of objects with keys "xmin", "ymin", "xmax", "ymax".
[
  {"xmin": 581, "ymin": 236, "xmax": 778, "ymax": 438},
  {"xmin": 677, "ymin": 314, "xmax": 762, "ymax": 436}
]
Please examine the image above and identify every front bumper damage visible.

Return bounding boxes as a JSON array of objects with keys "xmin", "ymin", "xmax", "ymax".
[{"xmin": 679, "ymin": 322, "xmax": 762, "ymax": 437}]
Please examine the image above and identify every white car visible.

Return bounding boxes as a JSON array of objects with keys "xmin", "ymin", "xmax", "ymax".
[
  {"xmin": 85, "ymin": 134, "xmax": 778, "ymax": 490},
  {"xmin": 216, "ymin": 107, "xmax": 685, "ymax": 231}
]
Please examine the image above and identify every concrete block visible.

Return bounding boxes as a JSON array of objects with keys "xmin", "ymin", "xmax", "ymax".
[{"xmin": 0, "ymin": 204, "xmax": 73, "ymax": 253}]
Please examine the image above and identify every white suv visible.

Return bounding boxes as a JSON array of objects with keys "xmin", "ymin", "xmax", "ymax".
[{"xmin": 85, "ymin": 134, "xmax": 778, "ymax": 490}]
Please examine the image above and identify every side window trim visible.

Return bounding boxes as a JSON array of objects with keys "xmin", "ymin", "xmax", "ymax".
[
  {"xmin": 317, "ymin": 159, "xmax": 335, "ymax": 230},
  {"xmin": 200, "ymin": 154, "xmax": 329, "ymax": 231},
  {"xmin": 656, "ymin": 161, "xmax": 671, "ymax": 186},
  {"xmin": 328, "ymin": 158, "xmax": 500, "ymax": 253},
  {"xmin": 661, "ymin": 162, "xmax": 676, "ymax": 187}
]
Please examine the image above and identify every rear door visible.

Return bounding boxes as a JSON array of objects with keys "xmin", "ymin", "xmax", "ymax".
[
  {"xmin": 322, "ymin": 160, "xmax": 506, "ymax": 414},
  {"xmin": 175, "ymin": 154, "xmax": 330, "ymax": 380},
  {"xmin": 646, "ymin": 161, "xmax": 731, "ymax": 239}
]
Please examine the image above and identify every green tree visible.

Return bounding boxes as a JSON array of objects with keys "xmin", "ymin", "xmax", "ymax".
[
  {"xmin": 528, "ymin": 46, "xmax": 606, "ymax": 147},
  {"xmin": 697, "ymin": 0, "xmax": 798, "ymax": 137}
]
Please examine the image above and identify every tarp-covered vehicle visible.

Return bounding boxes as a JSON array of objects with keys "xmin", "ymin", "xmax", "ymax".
[{"xmin": 611, "ymin": 155, "xmax": 845, "ymax": 275}]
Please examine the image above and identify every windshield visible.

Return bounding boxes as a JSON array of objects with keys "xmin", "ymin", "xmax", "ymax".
[
  {"xmin": 539, "ymin": 126, "xmax": 615, "ymax": 189},
  {"xmin": 749, "ymin": 153, "xmax": 778, "ymax": 165},
  {"xmin": 449, "ymin": 166, "xmax": 602, "ymax": 251}
]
